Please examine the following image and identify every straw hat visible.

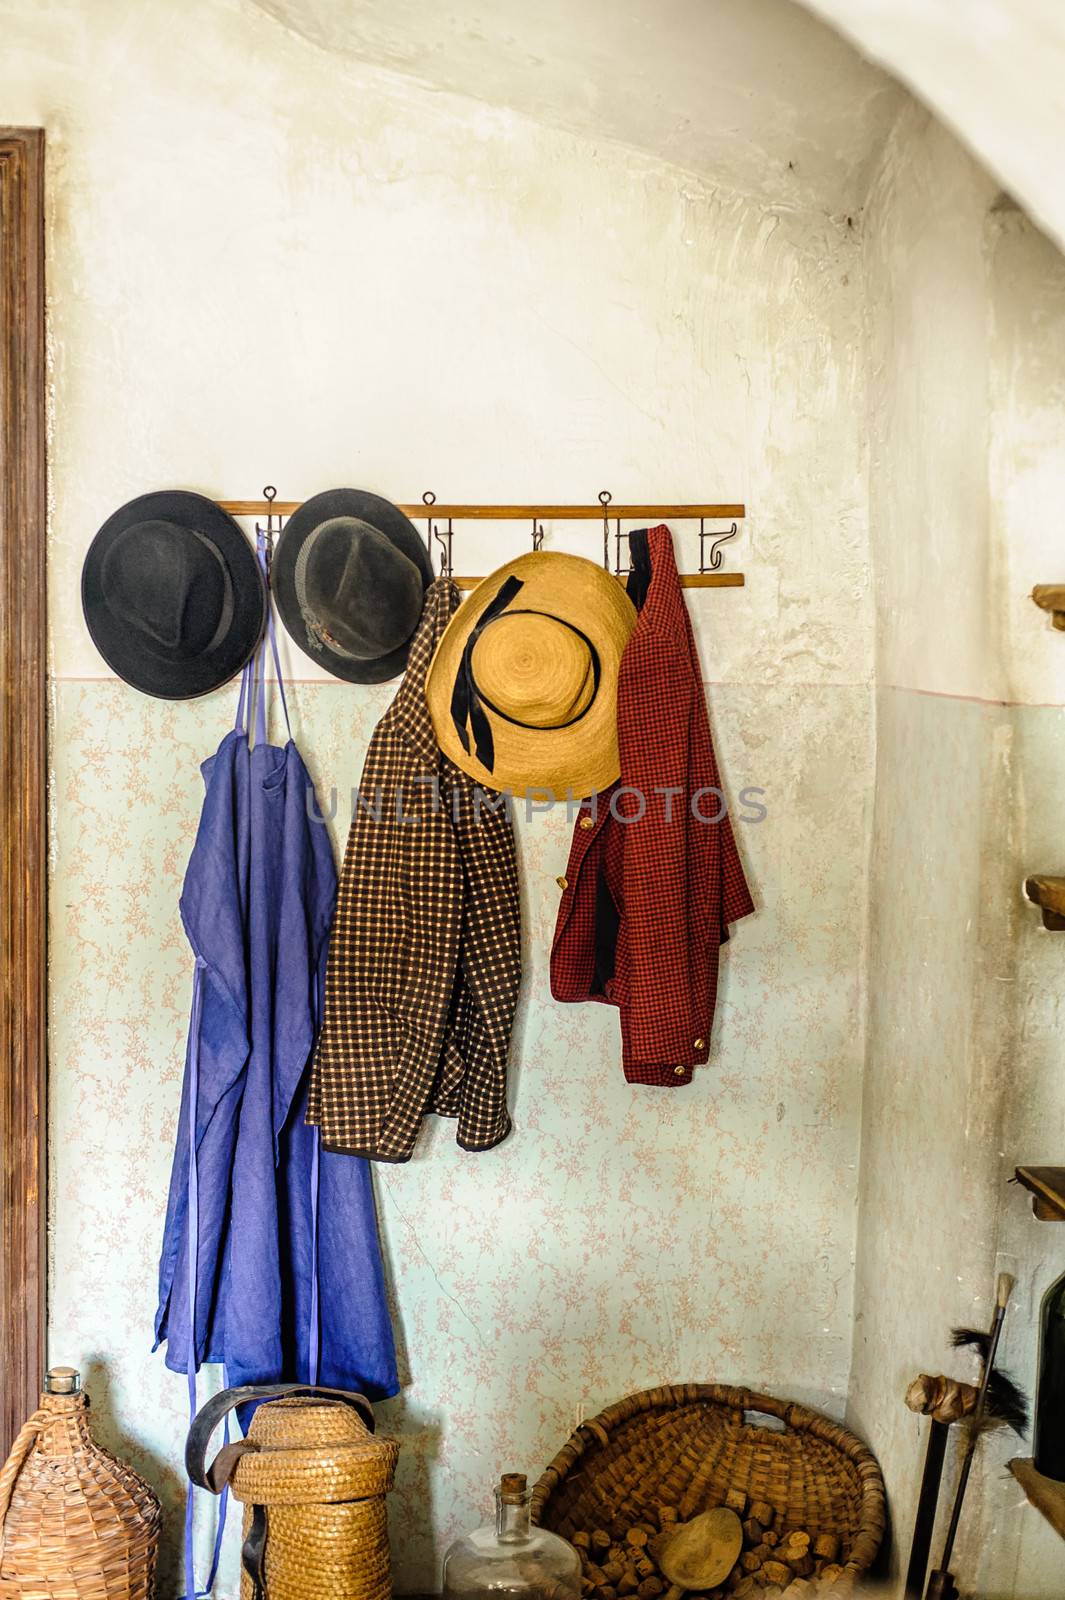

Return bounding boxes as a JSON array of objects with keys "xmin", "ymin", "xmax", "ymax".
[{"xmin": 426, "ymin": 551, "xmax": 637, "ymax": 800}]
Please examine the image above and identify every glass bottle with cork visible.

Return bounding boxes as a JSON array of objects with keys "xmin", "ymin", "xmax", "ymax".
[{"xmin": 443, "ymin": 1472, "xmax": 581, "ymax": 1600}]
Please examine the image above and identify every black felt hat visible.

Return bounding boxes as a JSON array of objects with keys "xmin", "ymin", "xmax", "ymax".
[
  {"xmin": 273, "ymin": 488, "xmax": 434, "ymax": 684},
  {"xmin": 81, "ymin": 490, "xmax": 266, "ymax": 699}
]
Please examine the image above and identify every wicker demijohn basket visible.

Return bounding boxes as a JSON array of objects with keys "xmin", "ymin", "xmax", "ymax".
[
  {"xmin": 0, "ymin": 1368, "xmax": 161, "ymax": 1600},
  {"xmin": 531, "ymin": 1385, "xmax": 886, "ymax": 1594},
  {"xmin": 186, "ymin": 1383, "xmax": 399, "ymax": 1600}
]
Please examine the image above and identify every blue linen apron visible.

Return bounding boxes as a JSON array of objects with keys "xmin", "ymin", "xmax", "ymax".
[{"xmin": 154, "ymin": 534, "xmax": 398, "ymax": 1596}]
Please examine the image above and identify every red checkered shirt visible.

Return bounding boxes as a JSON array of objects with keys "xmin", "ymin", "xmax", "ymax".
[{"xmin": 550, "ymin": 525, "xmax": 754, "ymax": 1085}]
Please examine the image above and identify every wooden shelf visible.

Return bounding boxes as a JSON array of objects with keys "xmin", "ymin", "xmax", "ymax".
[
  {"xmin": 218, "ymin": 499, "xmax": 747, "ymax": 592},
  {"xmin": 1009, "ymin": 1458, "xmax": 1065, "ymax": 1540},
  {"xmin": 221, "ymin": 500, "xmax": 747, "ymax": 520},
  {"xmin": 1032, "ymin": 585, "xmax": 1065, "ymax": 631},
  {"xmin": 1025, "ymin": 876, "xmax": 1065, "ymax": 930},
  {"xmin": 1013, "ymin": 1166, "xmax": 1065, "ymax": 1221}
]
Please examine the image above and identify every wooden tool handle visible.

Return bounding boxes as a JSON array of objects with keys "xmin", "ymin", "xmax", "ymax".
[{"xmin": 905, "ymin": 1374, "xmax": 978, "ymax": 1424}]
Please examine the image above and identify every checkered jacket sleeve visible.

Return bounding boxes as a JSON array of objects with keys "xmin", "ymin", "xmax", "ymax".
[{"xmin": 429, "ymin": 759, "xmax": 522, "ymax": 1151}]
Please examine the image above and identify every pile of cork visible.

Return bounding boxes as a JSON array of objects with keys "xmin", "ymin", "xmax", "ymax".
[{"xmin": 571, "ymin": 1491, "xmax": 847, "ymax": 1600}]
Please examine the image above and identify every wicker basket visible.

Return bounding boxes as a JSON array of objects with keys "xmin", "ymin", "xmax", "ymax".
[
  {"xmin": 187, "ymin": 1383, "xmax": 399, "ymax": 1600},
  {"xmin": 0, "ymin": 1370, "xmax": 161, "ymax": 1600},
  {"xmin": 531, "ymin": 1385, "xmax": 886, "ymax": 1592}
]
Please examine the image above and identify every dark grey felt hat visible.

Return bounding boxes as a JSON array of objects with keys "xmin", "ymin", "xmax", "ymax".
[
  {"xmin": 273, "ymin": 489, "xmax": 434, "ymax": 683},
  {"xmin": 81, "ymin": 490, "xmax": 266, "ymax": 699}
]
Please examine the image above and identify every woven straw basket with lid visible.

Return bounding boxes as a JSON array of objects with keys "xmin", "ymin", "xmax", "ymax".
[
  {"xmin": 187, "ymin": 1383, "xmax": 399, "ymax": 1600},
  {"xmin": 0, "ymin": 1367, "xmax": 162, "ymax": 1600}
]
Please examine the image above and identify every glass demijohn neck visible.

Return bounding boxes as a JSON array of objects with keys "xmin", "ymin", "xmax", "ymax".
[{"xmin": 496, "ymin": 1474, "xmax": 532, "ymax": 1543}]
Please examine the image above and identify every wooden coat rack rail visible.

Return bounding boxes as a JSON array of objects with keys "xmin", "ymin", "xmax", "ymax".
[{"xmin": 218, "ymin": 494, "xmax": 747, "ymax": 591}]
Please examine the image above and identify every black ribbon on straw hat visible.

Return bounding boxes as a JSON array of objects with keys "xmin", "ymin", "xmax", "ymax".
[
  {"xmin": 426, "ymin": 549, "xmax": 636, "ymax": 800},
  {"xmin": 449, "ymin": 576, "xmax": 602, "ymax": 773}
]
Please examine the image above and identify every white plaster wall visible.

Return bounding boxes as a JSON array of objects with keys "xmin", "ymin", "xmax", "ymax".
[
  {"xmin": 248, "ymin": 0, "xmax": 904, "ymax": 217},
  {"xmin": 5, "ymin": 0, "xmax": 877, "ymax": 1593},
  {"xmin": 991, "ymin": 214, "xmax": 1065, "ymax": 710},
  {"xmin": 861, "ymin": 108, "xmax": 1001, "ymax": 703},
  {"xmin": 800, "ymin": 0, "xmax": 1065, "ymax": 258},
  {"xmin": 980, "ymin": 211, "xmax": 1065, "ymax": 1600},
  {"xmin": 246, "ymin": 0, "xmax": 1065, "ymax": 267},
  {"xmin": 851, "ymin": 101, "xmax": 1065, "ymax": 1600},
  {"xmin": 849, "ymin": 100, "xmax": 1008, "ymax": 1593}
]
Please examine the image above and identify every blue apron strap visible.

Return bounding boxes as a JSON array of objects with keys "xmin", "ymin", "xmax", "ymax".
[
  {"xmin": 183, "ymin": 958, "xmax": 204, "ymax": 1600},
  {"xmin": 186, "ymin": 1412, "xmax": 231, "ymax": 1599},
  {"xmin": 308, "ymin": 966, "xmax": 322, "ymax": 1385},
  {"xmin": 309, "ymin": 1131, "xmax": 320, "ymax": 1385},
  {"xmin": 253, "ymin": 622, "xmax": 268, "ymax": 750},
  {"xmin": 234, "ymin": 658, "xmax": 253, "ymax": 737},
  {"xmin": 242, "ymin": 528, "xmax": 291, "ymax": 748},
  {"xmin": 266, "ymin": 606, "xmax": 293, "ymax": 741},
  {"xmin": 182, "ymin": 959, "xmax": 230, "ymax": 1600},
  {"xmin": 202, "ymin": 1405, "xmax": 230, "ymax": 1596}
]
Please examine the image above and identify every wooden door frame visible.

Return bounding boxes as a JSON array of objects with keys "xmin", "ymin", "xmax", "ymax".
[{"xmin": 0, "ymin": 127, "xmax": 46, "ymax": 1452}]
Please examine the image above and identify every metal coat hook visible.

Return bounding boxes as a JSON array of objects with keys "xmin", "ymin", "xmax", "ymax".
[
  {"xmin": 599, "ymin": 490, "xmax": 613, "ymax": 572},
  {"xmin": 255, "ymin": 484, "xmax": 282, "ymax": 582},
  {"xmin": 700, "ymin": 518, "xmax": 739, "ymax": 572},
  {"xmin": 436, "ymin": 519, "xmax": 455, "ymax": 578},
  {"xmin": 423, "ymin": 491, "xmax": 454, "ymax": 578},
  {"xmin": 599, "ymin": 489, "xmax": 634, "ymax": 577},
  {"xmin": 531, "ymin": 518, "xmax": 544, "ymax": 552}
]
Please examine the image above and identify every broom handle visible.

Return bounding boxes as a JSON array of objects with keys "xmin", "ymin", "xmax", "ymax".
[
  {"xmin": 0, "ymin": 1413, "xmax": 46, "ymax": 1563},
  {"xmin": 938, "ymin": 1274, "xmax": 1014, "ymax": 1574},
  {"xmin": 905, "ymin": 1418, "xmax": 949, "ymax": 1600}
]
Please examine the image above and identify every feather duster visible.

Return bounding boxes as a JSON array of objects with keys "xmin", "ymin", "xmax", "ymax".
[{"xmin": 950, "ymin": 1327, "xmax": 1030, "ymax": 1436}]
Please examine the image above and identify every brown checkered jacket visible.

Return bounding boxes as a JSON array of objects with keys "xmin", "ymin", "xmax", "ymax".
[{"xmin": 307, "ymin": 579, "xmax": 522, "ymax": 1161}]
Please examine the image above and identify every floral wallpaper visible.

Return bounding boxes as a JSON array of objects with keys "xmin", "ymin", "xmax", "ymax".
[{"xmin": 49, "ymin": 670, "xmax": 872, "ymax": 1596}]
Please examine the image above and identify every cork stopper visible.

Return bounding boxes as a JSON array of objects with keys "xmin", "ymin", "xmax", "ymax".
[
  {"xmin": 44, "ymin": 1366, "xmax": 81, "ymax": 1395},
  {"xmin": 499, "ymin": 1472, "xmax": 528, "ymax": 1503}
]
